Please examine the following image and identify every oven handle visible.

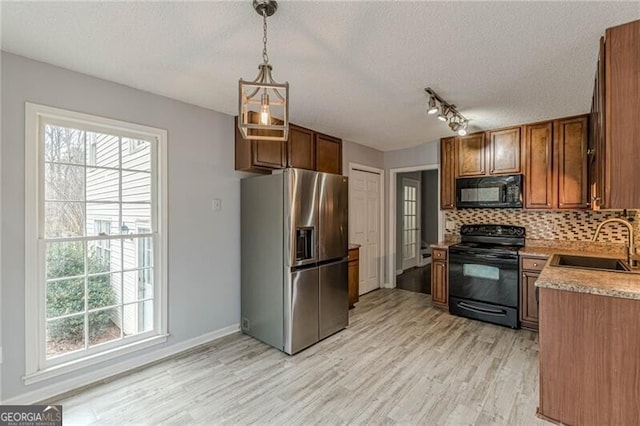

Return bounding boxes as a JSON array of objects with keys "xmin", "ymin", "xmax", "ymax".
[{"xmin": 457, "ymin": 301, "xmax": 508, "ymax": 317}]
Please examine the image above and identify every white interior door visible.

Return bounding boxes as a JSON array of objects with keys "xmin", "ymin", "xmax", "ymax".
[
  {"xmin": 401, "ymin": 178, "xmax": 420, "ymax": 271},
  {"xmin": 350, "ymin": 169, "xmax": 380, "ymax": 295}
]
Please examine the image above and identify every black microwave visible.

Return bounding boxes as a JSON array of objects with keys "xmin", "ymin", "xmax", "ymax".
[{"xmin": 456, "ymin": 174, "xmax": 523, "ymax": 208}]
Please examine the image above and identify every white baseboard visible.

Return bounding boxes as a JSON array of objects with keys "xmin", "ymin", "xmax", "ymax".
[{"xmin": 2, "ymin": 323, "xmax": 240, "ymax": 405}]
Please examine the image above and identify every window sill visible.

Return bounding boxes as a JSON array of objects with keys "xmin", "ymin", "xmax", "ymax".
[{"xmin": 23, "ymin": 334, "xmax": 169, "ymax": 385}]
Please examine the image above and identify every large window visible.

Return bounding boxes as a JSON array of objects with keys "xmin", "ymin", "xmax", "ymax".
[{"xmin": 25, "ymin": 103, "xmax": 168, "ymax": 383}]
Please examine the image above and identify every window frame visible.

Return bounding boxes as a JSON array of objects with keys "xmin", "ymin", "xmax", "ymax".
[{"xmin": 24, "ymin": 103, "xmax": 169, "ymax": 385}]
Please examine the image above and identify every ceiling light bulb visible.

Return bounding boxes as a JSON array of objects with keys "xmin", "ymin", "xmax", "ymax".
[
  {"xmin": 259, "ymin": 92, "xmax": 271, "ymax": 126},
  {"xmin": 457, "ymin": 121, "xmax": 468, "ymax": 136},
  {"xmin": 427, "ymin": 97, "xmax": 438, "ymax": 115},
  {"xmin": 437, "ymin": 113, "xmax": 448, "ymax": 122}
]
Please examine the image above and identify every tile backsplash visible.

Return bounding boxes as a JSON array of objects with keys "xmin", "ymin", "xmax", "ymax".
[{"xmin": 445, "ymin": 209, "xmax": 640, "ymax": 248}]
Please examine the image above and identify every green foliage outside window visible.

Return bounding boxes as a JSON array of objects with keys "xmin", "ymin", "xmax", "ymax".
[{"xmin": 46, "ymin": 243, "xmax": 115, "ymax": 341}]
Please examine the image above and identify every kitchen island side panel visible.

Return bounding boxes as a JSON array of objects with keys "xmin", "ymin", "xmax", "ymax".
[{"xmin": 241, "ymin": 174, "xmax": 285, "ymax": 349}]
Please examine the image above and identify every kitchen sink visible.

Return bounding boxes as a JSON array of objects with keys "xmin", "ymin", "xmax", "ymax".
[{"xmin": 549, "ymin": 254, "xmax": 630, "ymax": 272}]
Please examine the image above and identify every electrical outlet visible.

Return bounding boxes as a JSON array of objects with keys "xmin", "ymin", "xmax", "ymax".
[
  {"xmin": 241, "ymin": 318, "xmax": 250, "ymax": 331},
  {"xmin": 212, "ymin": 199, "xmax": 222, "ymax": 212}
]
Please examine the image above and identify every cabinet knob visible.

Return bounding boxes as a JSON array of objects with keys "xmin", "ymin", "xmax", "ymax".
[
  {"xmin": 533, "ymin": 263, "xmax": 538, "ymax": 267},
  {"xmin": 587, "ymin": 148, "xmax": 595, "ymax": 155}
]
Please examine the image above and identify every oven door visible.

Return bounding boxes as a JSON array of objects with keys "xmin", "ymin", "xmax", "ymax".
[{"xmin": 449, "ymin": 251, "xmax": 518, "ymax": 308}]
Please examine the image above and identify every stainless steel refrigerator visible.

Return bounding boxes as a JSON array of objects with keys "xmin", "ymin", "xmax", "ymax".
[{"xmin": 241, "ymin": 168, "xmax": 349, "ymax": 354}]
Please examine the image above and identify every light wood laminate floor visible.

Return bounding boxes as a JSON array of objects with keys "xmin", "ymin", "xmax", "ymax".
[{"xmin": 56, "ymin": 289, "xmax": 547, "ymax": 425}]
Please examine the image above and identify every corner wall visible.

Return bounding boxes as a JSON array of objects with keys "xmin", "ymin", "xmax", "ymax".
[{"xmin": 1, "ymin": 52, "xmax": 242, "ymax": 402}]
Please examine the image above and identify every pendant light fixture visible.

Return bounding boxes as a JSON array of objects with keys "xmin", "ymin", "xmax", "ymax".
[
  {"xmin": 424, "ymin": 87, "xmax": 470, "ymax": 137},
  {"xmin": 238, "ymin": 0, "xmax": 289, "ymax": 141}
]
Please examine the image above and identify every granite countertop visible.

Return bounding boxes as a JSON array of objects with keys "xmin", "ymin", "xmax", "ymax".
[
  {"xmin": 529, "ymin": 241, "xmax": 640, "ymax": 300},
  {"xmin": 348, "ymin": 243, "xmax": 361, "ymax": 250},
  {"xmin": 430, "ymin": 240, "xmax": 458, "ymax": 250},
  {"xmin": 536, "ymin": 262, "xmax": 640, "ymax": 301}
]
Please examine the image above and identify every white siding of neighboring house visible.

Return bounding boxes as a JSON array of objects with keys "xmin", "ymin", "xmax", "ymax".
[{"xmin": 85, "ymin": 133, "xmax": 152, "ymax": 335}]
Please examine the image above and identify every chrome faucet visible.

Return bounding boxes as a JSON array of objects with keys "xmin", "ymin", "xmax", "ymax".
[{"xmin": 592, "ymin": 218, "xmax": 638, "ymax": 268}]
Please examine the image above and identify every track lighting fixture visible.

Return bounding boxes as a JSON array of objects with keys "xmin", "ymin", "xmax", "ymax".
[{"xmin": 424, "ymin": 87, "xmax": 471, "ymax": 136}]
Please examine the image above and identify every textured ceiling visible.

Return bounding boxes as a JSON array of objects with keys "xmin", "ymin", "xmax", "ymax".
[{"xmin": 2, "ymin": 1, "xmax": 639, "ymax": 151}]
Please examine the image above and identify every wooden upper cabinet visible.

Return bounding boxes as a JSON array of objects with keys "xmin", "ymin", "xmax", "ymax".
[
  {"xmin": 287, "ymin": 124, "xmax": 315, "ymax": 170},
  {"xmin": 603, "ymin": 19, "xmax": 640, "ymax": 209},
  {"xmin": 315, "ymin": 133, "xmax": 342, "ymax": 175},
  {"xmin": 457, "ymin": 133, "xmax": 486, "ymax": 177},
  {"xmin": 557, "ymin": 116, "xmax": 589, "ymax": 209},
  {"xmin": 440, "ymin": 137, "xmax": 457, "ymax": 209},
  {"xmin": 524, "ymin": 122, "xmax": 555, "ymax": 209},
  {"xmin": 235, "ymin": 117, "xmax": 343, "ymax": 175},
  {"xmin": 488, "ymin": 127, "xmax": 521, "ymax": 175},
  {"xmin": 235, "ymin": 116, "xmax": 286, "ymax": 173}
]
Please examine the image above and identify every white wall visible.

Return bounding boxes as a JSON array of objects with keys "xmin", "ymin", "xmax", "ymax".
[
  {"xmin": 383, "ymin": 141, "xmax": 439, "ymax": 284},
  {"xmin": 342, "ymin": 139, "xmax": 384, "ymax": 174},
  {"xmin": 1, "ymin": 52, "xmax": 243, "ymax": 401}
]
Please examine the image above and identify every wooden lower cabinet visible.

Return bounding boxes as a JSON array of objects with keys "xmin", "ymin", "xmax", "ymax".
[
  {"xmin": 348, "ymin": 246, "xmax": 360, "ymax": 309},
  {"xmin": 519, "ymin": 255, "xmax": 547, "ymax": 331},
  {"xmin": 431, "ymin": 248, "xmax": 448, "ymax": 309},
  {"xmin": 538, "ymin": 287, "xmax": 640, "ymax": 425}
]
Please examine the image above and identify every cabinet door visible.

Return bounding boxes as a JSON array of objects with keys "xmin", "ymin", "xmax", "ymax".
[
  {"xmin": 287, "ymin": 124, "xmax": 315, "ymax": 170},
  {"xmin": 431, "ymin": 260, "xmax": 448, "ymax": 308},
  {"xmin": 489, "ymin": 127, "xmax": 521, "ymax": 175},
  {"xmin": 235, "ymin": 116, "xmax": 284, "ymax": 173},
  {"xmin": 605, "ymin": 20, "xmax": 640, "ymax": 209},
  {"xmin": 457, "ymin": 133, "xmax": 486, "ymax": 177},
  {"xmin": 524, "ymin": 122, "xmax": 555, "ymax": 209},
  {"xmin": 440, "ymin": 137, "xmax": 457, "ymax": 209},
  {"xmin": 253, "ymin": 139, "xmax": 287, "ymax": 169},
  {"xmin": 348, "ymin": 254, "xmax": 359, "ymax": 309},
  {"xmin": 315, "ymin": 133, "xmax": 342, "ymax": 175},
  {"xmin": 557, "ymin": 116, "xmax": 589, "ymax": 209},
  {"xmin": 594, "ymin": 36, "xmax": 606, "ymax": 209},
  {"xmin": 520, "ymin": 270, "xmax": 540, "ymax": 330}
]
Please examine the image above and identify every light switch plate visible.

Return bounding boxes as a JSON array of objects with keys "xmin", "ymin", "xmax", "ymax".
[{"xmin": 212, "ymin": 199, "xmax": 222, "ymax": 212}]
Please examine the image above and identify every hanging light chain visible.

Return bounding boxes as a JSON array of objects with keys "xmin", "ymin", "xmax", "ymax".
[{"xmin": 262, "ymin": 10, "xmax": 269, "ymax": 64}]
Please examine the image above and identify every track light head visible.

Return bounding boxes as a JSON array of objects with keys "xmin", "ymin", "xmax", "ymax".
[
  {"xmin": 427, "ymin": 97, "xmax": 438, "ymax": 115},
  {"xmin": 457, "ymin": 120, "xmax": 468, "ymax": 136}
]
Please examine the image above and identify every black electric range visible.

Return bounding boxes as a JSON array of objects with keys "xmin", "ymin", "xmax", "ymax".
[{"xmin": 448, "ymin": 224, "xmax": 526, "ymax": 328}]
